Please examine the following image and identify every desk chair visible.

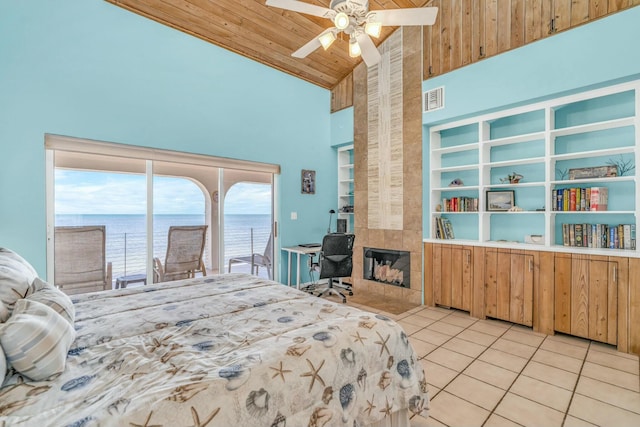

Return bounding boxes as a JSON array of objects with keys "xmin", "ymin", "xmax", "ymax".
[{"xmin": 311, "ymin": 233, "xmax": 355, "ymax": 303}]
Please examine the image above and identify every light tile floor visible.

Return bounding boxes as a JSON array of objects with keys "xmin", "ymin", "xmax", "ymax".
[{"xmin": 345, "ymin": 300, "xmax": 640, "ymax": 427}]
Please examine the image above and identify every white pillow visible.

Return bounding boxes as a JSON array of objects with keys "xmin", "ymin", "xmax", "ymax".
[
  {"xmin": 0, "ymin": 299, "xmax": 76, "ymax": 381},
  {"xmin": 0, "ymin": 248, "xmax": 39, "ymax": 321},
  {"xmin": 27, "ymin": 278, "xmax": 75, "ymax": 326}
]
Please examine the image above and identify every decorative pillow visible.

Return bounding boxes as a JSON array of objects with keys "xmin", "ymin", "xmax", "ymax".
[
  {"xmin": 0, "ymin": 299, "xmax": 76, "ymax": 381},
  {"xmin": 0, "ymin": 343, "xmax": 6, "ymax": 386},
  {"xmin": 0, "ymin": 248, "xmax": 39, "ymax": 321},
  {"xmin": 27, "ymin": 278, "xmax": 75, "ymax": 326}
]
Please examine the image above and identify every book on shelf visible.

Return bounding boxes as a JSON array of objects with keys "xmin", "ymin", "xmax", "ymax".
[
  {"xmin": 434, "ymin": 217, "xmax": 455, "ymax": 239},
  {"xmin": 590, "ymin": 187, "xmax": 608, "ymax": 211},
  {"xmin": 569, "ymin": 224, "xmax": 575, "ymax": 246},
  {"xmin": 561, "ymin": 222, "xmax": 635, "ymax": 250},
  {"xmin": 575, "ymin": 224, "xmax": 583, "ymax": 247},
  {"xmin": 624, "ymin": 224, "xmax": 632, "ymax": 249},
  {"xmin": 442, "ymin": 197, "xmax": 479, "ymax": 212},
  {"xmin": 553, "ymin": 186, "xmax": 608, "ymax": 211}
]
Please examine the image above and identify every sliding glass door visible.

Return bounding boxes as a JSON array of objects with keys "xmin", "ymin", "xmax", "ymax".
[{"xmin": 46, "ymin": 136, "xmax": 279, "ymax": 292}]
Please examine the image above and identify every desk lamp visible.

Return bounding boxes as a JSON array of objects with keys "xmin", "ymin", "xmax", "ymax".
[{"xmin": 327, "ymin": 209, "xmax": 336, "ymax": 233}]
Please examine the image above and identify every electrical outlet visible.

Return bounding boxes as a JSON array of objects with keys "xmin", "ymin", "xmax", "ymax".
[{"xmin": 291, "ymin": 212, "xmax": 297, "ymax": 220}]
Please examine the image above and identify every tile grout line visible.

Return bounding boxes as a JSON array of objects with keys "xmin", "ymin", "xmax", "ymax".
[
  {"xmin": 365, "ymin": 304, "xmax": 640, "ymax": 426},
  {"xmin": 559, "ymin": 340, "xmax": 591, "ymax": 426},
  {"xmin": 419, "ymin": 311, "xmax": 515, "ymax": 426},
  {"xmin": 479, "ymin": 324, "xmax": 548, "ymax": 427}
]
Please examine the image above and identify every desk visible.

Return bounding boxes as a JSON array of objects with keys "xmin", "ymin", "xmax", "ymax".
[{"xmin": 281, "ymin": 245, "xmax": 321, "ymax": 289}]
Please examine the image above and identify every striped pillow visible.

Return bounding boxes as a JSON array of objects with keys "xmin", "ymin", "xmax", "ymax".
[
  {"xmin": 0, "ymin": 248, "xmax": 39, "ymax": 321},
  {"xmin": 27, "ymin": 278, "xmax": 75, "ymax": 325},
  {"xmin": 0, "ymin": 299, "xmax": 76, "ymax": 381}
]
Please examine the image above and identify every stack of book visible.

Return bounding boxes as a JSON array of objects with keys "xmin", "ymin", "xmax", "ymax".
[
  {"xmin": 442, "ymin": 197, "xmax": 478, "ymax": 212},
  {"xmin": 561, "ymin": 223, "xmax": 635, "ymax": 249},
  {"xmin": 552, "ymin": 187, "xmax": 608, "ymax": 211},
  {"xmin": 434, "ymin": 217, "xmax": 455, "ymax": 239}
]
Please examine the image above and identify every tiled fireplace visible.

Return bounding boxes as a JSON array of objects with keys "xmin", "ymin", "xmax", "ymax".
[{"xmin": 351, "ymin": 27, "xmax": 423, "ymax": 304}]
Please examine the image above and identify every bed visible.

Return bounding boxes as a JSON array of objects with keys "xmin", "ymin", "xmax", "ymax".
[{"xmin": 0, "ymin": 249, "xmax": 429, "ymax": 426}]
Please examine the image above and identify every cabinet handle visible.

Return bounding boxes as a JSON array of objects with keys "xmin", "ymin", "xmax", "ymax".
[
  {"xmin": 529, "ymin": 259, "xmax": 533, "ymax": 272},
  {"xmin": 467, "ymin": 252, "xmax": 471, "ymax": 265},
  {"xmin": 613, "ymin": 266, "xmax": 617, "ymax": 283}
]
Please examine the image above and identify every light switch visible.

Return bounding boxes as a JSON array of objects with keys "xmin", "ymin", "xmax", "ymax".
[{"xmin": 291, "ymin": 212, "xmax": 297, "ymax": 220}]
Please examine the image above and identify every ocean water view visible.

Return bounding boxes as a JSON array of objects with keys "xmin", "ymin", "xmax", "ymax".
[{"xmin": 55, "ymin": 214, "xmax": 272, "ymax": 281}]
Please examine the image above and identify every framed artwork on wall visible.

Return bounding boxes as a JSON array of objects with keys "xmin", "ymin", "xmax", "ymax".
[
  {"xmin": 486, "ymin": 190, "xmax": 515, "ymax": 211},
  {"xmin": 301, "ymin": 169, "xmax": 316, "ymax": 194}
]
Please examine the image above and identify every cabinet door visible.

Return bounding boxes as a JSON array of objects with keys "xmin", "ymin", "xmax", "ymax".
[
  {"xmin": 554, "ymin": 254, "xmax": 572, "ymax": 334},
  {"xmin": 485, "ymin": 249, "xmax": 534, "ymax": 326},
  {"xmin": 432, "ymin": 244, "xmax": 472, "ymax": 311},
  {"xmin": 555, "ymin": 254, "xmax": 618, "ymax": 345}
]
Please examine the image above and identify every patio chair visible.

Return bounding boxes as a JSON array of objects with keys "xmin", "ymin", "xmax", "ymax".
[
  {"xmin": 153, "ymin": 225, "xmax": 208, "ymax": 283},
  {"xmin": 228, "ymin": 229, "xmax": 273, "ymax": 279},
  {"xmin": 54, "ymin": 225, "xmax": 113, "ymax": 295}
]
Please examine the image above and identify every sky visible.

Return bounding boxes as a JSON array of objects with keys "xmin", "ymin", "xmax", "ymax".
[{"xmin": 55, "ymin": 170, "xmax": 271, "ymax": 215}]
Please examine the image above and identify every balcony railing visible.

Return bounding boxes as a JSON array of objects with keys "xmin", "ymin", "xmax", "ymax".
[{"xmin": 106, "ymin": 228, "xmax": 271, "ymax": 283}]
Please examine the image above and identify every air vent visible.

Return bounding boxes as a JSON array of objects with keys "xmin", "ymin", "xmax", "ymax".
[{"xmin": 423, "ymin": 86, "xmax": 444, "ymax": 112}]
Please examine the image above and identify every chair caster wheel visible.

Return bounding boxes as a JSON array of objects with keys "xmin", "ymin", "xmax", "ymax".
[
  {"xmin": 342, "ymin": 298, "xmax": 346, "ymax": 303},
  {"xmin": 348, "ymin": 291, "xmax": 354, "ymax": 296}
]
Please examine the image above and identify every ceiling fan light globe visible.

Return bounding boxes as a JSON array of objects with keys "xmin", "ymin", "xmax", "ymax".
[
  {"xmin": 318, "ymin": 31, "xmax": 337, "ymax": 50},
  {"xmin": 364, "ymin": 21, "xmax": 382, "ymax": 38},
  {"xmin": 334, "ymin": 12, "xmax": 350, "ymax": 30},
  {"xmin": 349, "ymin": 39, "xmax": 361, "ymax": 58}
]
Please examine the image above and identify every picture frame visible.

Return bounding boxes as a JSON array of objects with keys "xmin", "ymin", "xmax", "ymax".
[
  {"xmin": 301, "ymin": 169, "xmax": 316, "ymax": 194},
  {"xmin": 486, "ymin": 190, "xmax": 515, "ymax": 211}
]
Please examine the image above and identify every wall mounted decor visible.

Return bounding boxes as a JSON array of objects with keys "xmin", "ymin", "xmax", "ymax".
[{"xmin": 301, "ymin": 169, "xmax": 316, "ymax": 194}]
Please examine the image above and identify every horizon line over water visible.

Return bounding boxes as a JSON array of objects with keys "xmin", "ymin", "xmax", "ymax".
[{"xmin": 55, "ymin": 213, "xmax": 272, "ymax": 281}]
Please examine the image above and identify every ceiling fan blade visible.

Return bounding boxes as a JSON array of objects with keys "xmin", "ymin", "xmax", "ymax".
[
  {"xmin": 266, "ymin": 0, "xmax": 335, "ymax": 19},
  {"xmin": 355, "ymin": 32, "xmax": 381, "ymax": 67},
  {"xmin": 369, "ymin": 7, "xmax": 438, "ymax": 26},
  {"xmin": 292, "ymin": 28, "xmax": 335, "ymax": 58}
]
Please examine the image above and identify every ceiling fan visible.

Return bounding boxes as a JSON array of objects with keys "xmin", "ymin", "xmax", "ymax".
[{"xmin": 266, "ymin": 0, "xmax": 438, "ymax": 67}]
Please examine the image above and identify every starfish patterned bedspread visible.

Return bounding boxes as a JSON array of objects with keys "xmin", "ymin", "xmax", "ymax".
[{"xmin": 1, "ymin": 273, "xmax": 429, "ymax": 426}]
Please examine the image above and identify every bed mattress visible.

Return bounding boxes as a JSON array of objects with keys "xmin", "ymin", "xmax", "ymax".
[{"xmin": 0, "ymin": 273, "xmax": 429, "ymax": 426}]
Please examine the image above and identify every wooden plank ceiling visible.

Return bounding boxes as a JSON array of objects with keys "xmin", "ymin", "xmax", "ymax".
[{"xmin": 105, "ymin": 0, "xmax": 432, "ymax": 89}]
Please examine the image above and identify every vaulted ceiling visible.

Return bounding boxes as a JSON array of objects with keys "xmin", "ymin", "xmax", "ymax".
[{"xmin": 105, "ymin": 0, "xmax": 432, "ymax": 90}]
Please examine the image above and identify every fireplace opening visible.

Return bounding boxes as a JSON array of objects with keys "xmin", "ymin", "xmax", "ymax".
[{"xmin": 363, "ymin": 247, "xmax": 410, "ymax": 288}]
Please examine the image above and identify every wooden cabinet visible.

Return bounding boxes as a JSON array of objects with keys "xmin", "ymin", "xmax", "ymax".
[
  {"xmin": 431, "ymin": 244, "xmax": 473, "ymax": 312},
  {"xmin": 554, "ymin": 254, "xmax": 625, "ymax": 345},
  {"xmin": 424, "ymin": 242, "xmax": 638, "ymax": 354},
  {"xmin": 484, "ymin": 249, "xmax": 535, "ymax": 327}
]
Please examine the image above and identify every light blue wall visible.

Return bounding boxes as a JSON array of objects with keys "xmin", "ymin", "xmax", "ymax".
[
  {"xmin": 331, "ymin": 106, "xmax": 354, "ymax": 147},
  {"xmin": 0, "ymin": 0, "xmax": 334, "ymax": 277},
  {"xmin": 422, "ymin": 6, "xmax": 640, "ymax": 235}
]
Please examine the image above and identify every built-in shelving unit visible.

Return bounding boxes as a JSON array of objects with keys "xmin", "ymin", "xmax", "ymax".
[
  {"xmin": 427, "ymin": 80, "xmax": 640, "ymax": 256},
  {"xmin": 337, "ymin": 145, "xmax": 354, "ymax": 233}
]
